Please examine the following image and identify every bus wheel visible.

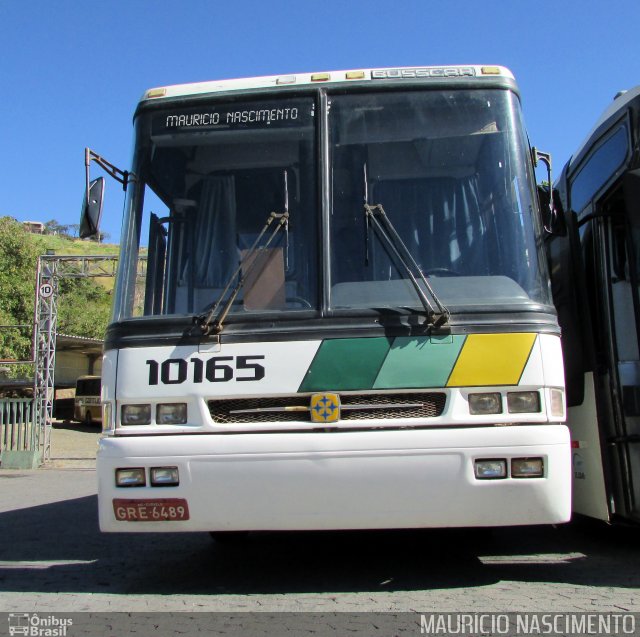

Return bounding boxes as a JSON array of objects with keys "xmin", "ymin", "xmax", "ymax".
[
  {"xmin": 84, "ymin": 411, "xmax": 93, "ymax": 426},
  {"xmin": 209, "ymin": 531, "xmax": 249, "ymax": 544}
]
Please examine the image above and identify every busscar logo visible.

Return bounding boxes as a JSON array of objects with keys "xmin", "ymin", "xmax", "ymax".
[
  {"xmin": 8, "ymin": 614, "xmax": 73, "ymax": 637},
  {"xmin": 372, "ymin": 67, "xmax": 476, "ymax": 79}
]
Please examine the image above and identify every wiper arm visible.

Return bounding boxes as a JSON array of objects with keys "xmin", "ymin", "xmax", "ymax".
[
  {"xmin": 196, "ymin": 210, "xmax": 289, "ymax": 335},
  {"xmin": 364, "ymin": 203, "xmax": 449, "ymax": 328}
]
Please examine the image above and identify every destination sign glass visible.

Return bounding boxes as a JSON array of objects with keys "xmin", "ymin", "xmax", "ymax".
[{"xmin": 152, "ymin": 97, "xmax": 314, "ymax": 135}]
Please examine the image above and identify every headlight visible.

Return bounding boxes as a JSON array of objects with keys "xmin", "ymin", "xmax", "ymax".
[
  {"xmin": 507, "ymin": 391, "xmax": 541, "ymax": 413},
  {"xmin": 150, "ymin": 466, "xmax": 180, "ymax": 486},
  {"xmin": 115, "ymin": 467, "xmax": 146, "ymax": 487},
  {"xmin": 511, "ymin": 457, "xmax": 544, "ymax": 478},
  {"xmin": 469, "ymin": 393, "xmax": 502, "ymax": 415},
  {"xmin": 121, "ymin": 404, "xmax": 151, "ymax": 426},
  {"xmin": 157, "ymin": 403, "xmax": 187, "ymax": 425},
  {"xmin": 474, "ymin": 459, "xmax": 507, "ymax": 479}
]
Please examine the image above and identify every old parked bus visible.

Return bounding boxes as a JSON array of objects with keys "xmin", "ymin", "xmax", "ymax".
[
  {"xmin": 74, "ymin": 375, "xmax": 102, "ymax": 425},
  {"xmin": 82, "ymin": 66, "xmax": 570, "ymax": 533},
  {"xmin": 550, "ymin": 85, "xmax": 640, "ymax": 524}
]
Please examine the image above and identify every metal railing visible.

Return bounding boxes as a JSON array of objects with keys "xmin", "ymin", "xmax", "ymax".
[{"xmin": 0, "ymin": 399, "xmax": 37, "ymax": 454}]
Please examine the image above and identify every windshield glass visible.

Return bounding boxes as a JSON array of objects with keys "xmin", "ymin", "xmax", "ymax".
[
  {"xmin": 113, "ymin": 87, "xmax": 551, "ymax": 323},
  {"xmin": 113, "ymin": 96, "xmax": 318, "ymax": 320},
  {"xmin": 328, "ymin": 89, "xmax": 551, "ymax": 310}
]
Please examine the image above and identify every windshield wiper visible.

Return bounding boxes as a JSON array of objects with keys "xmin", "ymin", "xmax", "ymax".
[
  {"xmin": 196, "ymin": 171, "xmax": 291, "ymax": 335},
  {"xmin": 196, "ymin": 209, "xmax": 289, "ymax": 335},
  {"xmin": 365, "ymin": 203, "xmax": 449, "ymax": 327}
]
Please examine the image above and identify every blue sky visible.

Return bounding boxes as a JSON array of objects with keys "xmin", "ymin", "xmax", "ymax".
[{"xmin": 1, "ymin": 0, "xmax": 639, "ymax": 243}]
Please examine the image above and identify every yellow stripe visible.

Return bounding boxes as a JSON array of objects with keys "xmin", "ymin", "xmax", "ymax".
[{"xmin": 446, "ymin": 333, "xmax": 536, "ymax": 387}]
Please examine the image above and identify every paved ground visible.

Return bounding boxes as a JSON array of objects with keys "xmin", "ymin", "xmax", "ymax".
[
  {"xmin": 47, "ymin": 420, "xmax": 100, "ymax": 469},
  {"xmin": 0, "ymin": 424, "xmax": 639, "ymax": 634}
]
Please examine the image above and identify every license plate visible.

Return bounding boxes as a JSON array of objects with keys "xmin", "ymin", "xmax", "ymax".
[{"xmin": 113, "ymin": 498, "xmax": 190, "ymax": 521}]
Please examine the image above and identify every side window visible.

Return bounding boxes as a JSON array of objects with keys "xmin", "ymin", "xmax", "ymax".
[
  {"xmin": 570, "ymin": 125, "xmax": 629, "ymax": 213},
  {"xmin": 87, "ymin": 378, "xmax": 101, "ymax": 395}
]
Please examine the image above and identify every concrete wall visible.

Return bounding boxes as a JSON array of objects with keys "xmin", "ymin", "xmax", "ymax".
[{"xmin": 55, "ymin": 351, "xmax": 103, "ymax": 388}]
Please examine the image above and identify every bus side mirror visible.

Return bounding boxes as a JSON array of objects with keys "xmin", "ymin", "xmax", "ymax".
[
  {"xmin": 80, "ymin": 177, "xmax": 105, "ymax": 239},
  {"xmin": 537, "ymin": 184, "xmax": 566, "ymax": 236},
  {"xmin": 623, "ymin": 169, "xmax": 640, "ymax": 227}
]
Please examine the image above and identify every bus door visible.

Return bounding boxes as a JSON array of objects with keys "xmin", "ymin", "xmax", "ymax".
[{"xmin": 596, "ymin": 171, "xmax": 640, "ymax": 523}]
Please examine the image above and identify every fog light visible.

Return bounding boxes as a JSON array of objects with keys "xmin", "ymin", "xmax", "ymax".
[
  {"xmin": 474, "ymin": 459, "xmax": 507, "ymax": 479},
  {"xmin": 157, "ymin": 403, "xmax": 187, "ymax": 425},
  {"xmin": 512, "ymin": 457, "xmax": 544, "ymax": 478},
  {"xmin": 121, "ymin": 404, "xmax": 151, "ymax": 425},
  {"xmin": 115, "ymin": 468, "xmax": 146, "ymax": 487},
  {"xmin": 469, "ymin": 393, "xmax": 502, "ymax": 415},
  {"xmin": 150, "ymin": 466, "xmax": 180, "ymax": 487},
  {"xmin": 507, "ymin": 391, "xmax": 541, "ymax": 413},
  {"xmin": 550, "ymin": 389, "xmax": 565, "ymax": 417}
]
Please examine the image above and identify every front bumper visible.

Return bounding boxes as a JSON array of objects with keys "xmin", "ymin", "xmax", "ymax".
[{"xmin": 97, "ymin": 425, "xmax": 571, "ymax": 532}]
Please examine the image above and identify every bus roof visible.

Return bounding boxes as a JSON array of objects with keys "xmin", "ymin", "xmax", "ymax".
[
  {"xmin": 140, "ymin": 65, "xmax": 515, "ymax": 103},
  {"xmin": 568, "ymin": 84, "xmax": 640, "ymax": 173}
]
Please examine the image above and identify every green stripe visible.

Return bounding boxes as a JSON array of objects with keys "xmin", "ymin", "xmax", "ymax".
[
  {"xmin": 298, "ymin": 337, "xmax": 391, "ymax": 392},
  {"xmin": 373, "ymin": 335, "xmax": 466, "ymax": 389}
]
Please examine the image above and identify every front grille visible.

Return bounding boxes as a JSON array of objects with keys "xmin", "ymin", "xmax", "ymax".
[{"xmin": 208, "ymin": 392, "xmax": 447, "ymax": 424}]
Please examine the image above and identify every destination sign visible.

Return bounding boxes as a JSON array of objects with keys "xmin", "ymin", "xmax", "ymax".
[{"xmin": 152, "ymin": 98, "xmax": 314, "ymax": 135}]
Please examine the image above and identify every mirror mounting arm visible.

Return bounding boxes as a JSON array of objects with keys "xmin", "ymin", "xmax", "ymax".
[
  {"xmin": 84, "ymin": 148, "xmax": 131, "ymax": 204},
  {"xmin": 532, "ymin": 147, "xmax": 552, "ymax": 173},
  {"xmin": 532, "ymin": 147, "xmax": 556, "ymax": 233},
  {"xmin": 80, "ymin": 147, "xmax": 132, "ymax": 239}
]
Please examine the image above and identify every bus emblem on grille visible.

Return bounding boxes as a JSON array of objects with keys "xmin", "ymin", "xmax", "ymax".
[{"xmin": 310, "ymin": 393, "xmax": 340, "ymax": 423}]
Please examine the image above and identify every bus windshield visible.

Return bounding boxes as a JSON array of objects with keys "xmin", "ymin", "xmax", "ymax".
[
  {"xmin": 329, "ymin": 89, "xmax": 549, "ymax": 311},
  {"xmin": 114, "ymin": 88, "xmax": 550, "ymax": 321}
]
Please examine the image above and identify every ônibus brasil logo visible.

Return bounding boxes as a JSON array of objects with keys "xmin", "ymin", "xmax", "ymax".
[{"xmin": 8, "ymin": 614, "xmax": 73, "ymax": 637}]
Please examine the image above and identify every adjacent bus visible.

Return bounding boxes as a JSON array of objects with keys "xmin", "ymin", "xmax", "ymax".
[
  {"xmin": 550, "ymin": 85, "xmax": 640, "ymax": 524},
  {"xmin": 84, "ymin": 66, "xmax": 570, "ymax": 533},
  {"xmin": 74, "ymin": 375, "xmax": 102, "ymax": 425}
]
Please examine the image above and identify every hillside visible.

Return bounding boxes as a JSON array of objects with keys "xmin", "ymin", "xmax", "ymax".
[
  {"xmin": 0, "ymin": 218, "xmax": 116, "ymax": 375},
  {"xmin": 31, "ymin": 233, "xmax": 120, "ymax": 257},
  {"xmin": 31, "ymin": 233, "xmax": 122, "ymax": 292}
]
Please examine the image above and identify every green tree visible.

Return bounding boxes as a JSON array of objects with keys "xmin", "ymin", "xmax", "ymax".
[
  {"xmin": 57, "ymin": 276, "xmax": 112, "ymax": 340},
  {"xmin": 43, "ymin": 218, "xmax": 79, "ymax": 238},
  {"xmin": 0, "ymin": 217, "xmax": 40, "ymax": 377},
  {"xmin": 0, "ymin": 217, "xmax": 113, "ymax": 378}
]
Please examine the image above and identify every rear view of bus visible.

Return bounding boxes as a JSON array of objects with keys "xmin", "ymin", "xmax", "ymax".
[{"xmin": 93, "ymin": 66, "xmax": 570, "ymax": 532}]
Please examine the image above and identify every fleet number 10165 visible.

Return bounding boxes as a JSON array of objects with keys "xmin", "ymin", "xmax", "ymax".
[{"xmin": 146, "ymin": 356, "xmax": 265, "ymax": 385}]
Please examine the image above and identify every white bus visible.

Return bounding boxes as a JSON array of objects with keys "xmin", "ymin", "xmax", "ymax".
[
  {"xmin": 82, "ymin": 66, "xmax": 570, "ymax": 534},
  {"xmin": 549, "ymin": 85, "xmax": 640, "ymax": 524},
  {"xmin": 74, "ymin": 375, "xmax": 102, "ymax": 425}
]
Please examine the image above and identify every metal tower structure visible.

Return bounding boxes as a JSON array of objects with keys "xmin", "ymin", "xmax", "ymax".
[
  {"xmin": 33, "ymin": 256, "xmax": 59, "ymax": 459},
  {"xmin": 33, "ymin": 254, "xmax": 146, "ymax": 461}
]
